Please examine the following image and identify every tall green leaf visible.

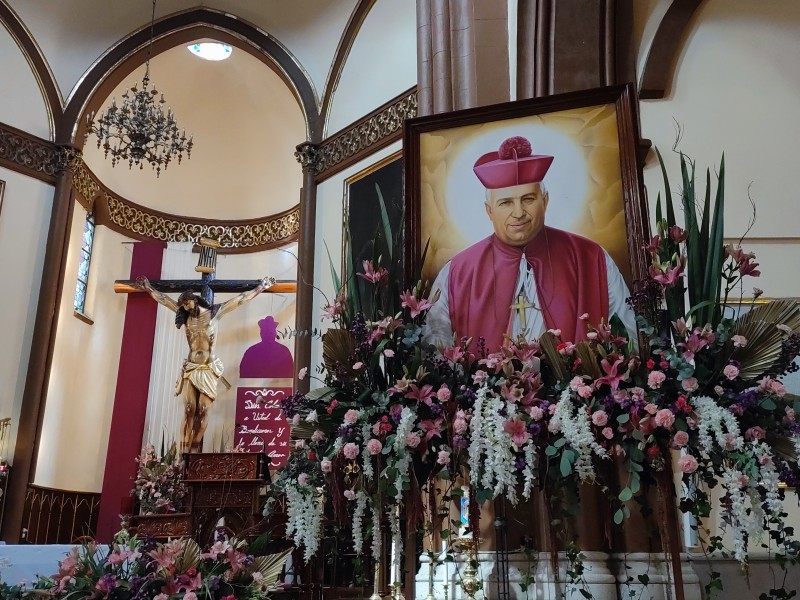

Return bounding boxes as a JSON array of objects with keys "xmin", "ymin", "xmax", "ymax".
[
  {"xmin": 376, "ymin": 183, "xmax": 393, "ymax": 261},
  {"xmin": 702, "ymin": 155, "xmax": 725, "ymax": 327},
  {"xmin": 680, "ymin": 153, "xmax": 703, "ymax": 311}
]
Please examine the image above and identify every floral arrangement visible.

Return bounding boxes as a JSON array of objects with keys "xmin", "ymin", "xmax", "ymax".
[
  {"xmin": 268, "ymin": 150, "xmax": 800, "ymax": 598},
  {"xmin": 3, "ymin": 533, "xmax": 290, "ymax": 599},
  {"xmin": 133, "ymin": 443, "xmax": 188, "ymax": 515}
]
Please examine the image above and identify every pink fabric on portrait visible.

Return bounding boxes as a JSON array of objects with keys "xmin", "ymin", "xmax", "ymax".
[{"xmin": 447, "ymin": 227, "xmax": 609, "ymax": 353}]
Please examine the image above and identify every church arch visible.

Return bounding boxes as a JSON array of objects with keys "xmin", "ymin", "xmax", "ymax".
[
  {"xmin": 60, "ymin": 8, "xmax": 322, "ymax": 145},
  {"xmin": 0, "ymin": 2, "xmax": 61, "ymax": 141}
]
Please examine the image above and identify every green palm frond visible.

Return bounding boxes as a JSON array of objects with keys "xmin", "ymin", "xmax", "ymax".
[{"xmin": 730, "ymin": 299, "xmax": 800, "ymax": 381}]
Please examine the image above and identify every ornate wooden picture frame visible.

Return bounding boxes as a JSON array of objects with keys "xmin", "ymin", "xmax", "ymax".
[{"xmin": 404, "ymin": 84, "xmax": 649, "ymax": 295}]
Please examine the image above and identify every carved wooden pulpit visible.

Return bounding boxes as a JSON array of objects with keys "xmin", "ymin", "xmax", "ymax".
[{"xmin": 134, "ymin": 452, "xmax": 269, "ymax": 544}]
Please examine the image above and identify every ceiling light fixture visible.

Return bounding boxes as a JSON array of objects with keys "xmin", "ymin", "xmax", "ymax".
[
  {"xmin": 86, "ymin": 0, "xmax": 193, "ymax": 177},
  {"xmin": 188, "ymin": 42, "xmax": 233, "ymax": 61}
]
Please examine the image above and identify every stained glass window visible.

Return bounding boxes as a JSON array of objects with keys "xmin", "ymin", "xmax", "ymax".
[{"xmin": 74, "ymin": 213, "xmax": 95, "ymax": 314}]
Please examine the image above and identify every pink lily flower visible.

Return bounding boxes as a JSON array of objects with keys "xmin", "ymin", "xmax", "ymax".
[
  {"xmin": 419, "ymin": 418, "xmax": 444, "ymax": 441},
  {"xmin": 400, "ymin": 290, "xmax": 433, "ymax": 317},
  {"xmin": 405, "ymin": 383, "xmax": 435, "ymax": 405},
  {"xmin": 503, "ymin": 418, "xmax": 531, "ymax": 447},
  {"xmin": 643, "ymin": 235, "xmax": 661, "ymax": 253},
  {"xmin": 595, "ymin": 356, "xmax": 627, "ymax": 391},
  {"xmin": 357, "ymin": 260, "xmax": 388, "ymax": 284}
]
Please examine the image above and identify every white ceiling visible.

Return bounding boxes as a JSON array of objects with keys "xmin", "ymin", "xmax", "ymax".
[
  {"xmin": 5, "ymin": 0, "xmax": 363, "ymax": 222},
  {"xmin": 82, "ymin": 42, "xmax": 306, "ymax": 220},
  {"xmin": 7, "ymin": 0, "xmax": 358, "ymax": 108}
]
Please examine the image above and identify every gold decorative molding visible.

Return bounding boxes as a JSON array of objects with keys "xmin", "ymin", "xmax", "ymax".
[
  {"xmin": 315, "ymin": 88, "xmax": 417, "ymax": 182},
  {"xmin": 0, "ymin": 122, "xmax": 59, "ymax": 183},
  {"xmin": 104, "ymin": 194, "xmax": 299, "ymax": 250},
  {"xmin": 71, "ymin": 160, "xmax": 101, "ymax": 209}
]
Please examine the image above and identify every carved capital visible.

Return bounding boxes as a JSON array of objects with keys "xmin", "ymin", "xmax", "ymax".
[
  {"xmin": 294, "ymin": 142, "xmax": 320, "ymax": 173},
  {"xmin": 53, "ymin": 146, "xmax": 82, "ymax": 175}
]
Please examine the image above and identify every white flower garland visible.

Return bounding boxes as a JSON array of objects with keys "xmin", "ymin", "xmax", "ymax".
[
  {"xmin": 751, "ymin": 441, "xmax": 783, "ymax": 518},
  {"xmin": 352, "ymin": 490, "xmax": 368, "ymax": 555},
  {"xmin": 550, "ymin": 388, "xmax": 607, "ymax": 481},
  {"xmin": 692, "ymin": 396, "xmax": 743, "ymax": 453},
  {"xmin": 720, "ymin": 466, "xmax": 762, "ymax": 563},
  {"xmin": 361, "ymin": 423, "xmax": 374, "ymax": 481},
  {"xmin": 371, "ymin": 503, "xmax": 382, "ymax": 560},
  {"xmin": 388, "ymin": 407, "xmax": 416, "ymax": 500},
  {"xmin": 522, "ymin": 441, "xmax": 537, "ymax": 501},
  {"xmin": 467, "ymin": 385, "xmax": 519, "ymax": 505},
  {"xmin": 285, "ymin": 484, "xmax": 323, "ymax": 562}
]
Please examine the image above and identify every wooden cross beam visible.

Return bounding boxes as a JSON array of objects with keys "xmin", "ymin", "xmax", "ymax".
[{"xmin": 114, "ymin": 279, "xmax": 297, "ymax": 296}]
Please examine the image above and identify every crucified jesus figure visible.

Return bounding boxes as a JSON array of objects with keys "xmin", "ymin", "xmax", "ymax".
[{"xmin": 136, "ymin": 275, "xmax": 275, "ymax": 453}]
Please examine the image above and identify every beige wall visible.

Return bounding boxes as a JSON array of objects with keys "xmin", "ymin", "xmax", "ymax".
[
  {"xmin": 639, "ymin": 0, "xmax": 800, "ymax": 301},
  {"xmin": 35, "ymin": 204, "xmax": 131, "ymax": 491},
  {"xmin": 0, "ymin": 21, "xmax": 51, "ymax": 140},
  {"xmin": 326, "ymin": 0, "xmax": 417, "ymax": 135},
  {"xmin": 0, "ymin": 167, "xmax": 52, "ymax": 466}
]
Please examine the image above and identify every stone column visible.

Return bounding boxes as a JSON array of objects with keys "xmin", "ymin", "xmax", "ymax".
[
  {"xmin": 293, "ymin": 142, "xmax": 320, "ymax": 394},
  {"xmin": 1, "ymin": 147, "xmax": 81, "ymax": 542}
]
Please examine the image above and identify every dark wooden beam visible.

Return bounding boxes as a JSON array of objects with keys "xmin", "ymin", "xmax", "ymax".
[{"xmin": 113, "ymin": 279, "xmax": 297, "ymax": 294}]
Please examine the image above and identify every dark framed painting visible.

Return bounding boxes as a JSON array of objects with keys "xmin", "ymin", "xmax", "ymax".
[
  {"xmin": 403, "ymin": 84, "xmax": 648, "ymax": 347},
  {"xmin": 343, "ymin": 151, "xmax": 404, "ymax": 314},
  {"xmin": 0, "ymin": 180, "xmax": 4, "ymax": 220}
]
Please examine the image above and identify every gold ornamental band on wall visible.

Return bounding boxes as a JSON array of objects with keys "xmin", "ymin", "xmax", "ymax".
[{"xmin": 105, "ymin": 194, "xmax": 300, "ymax": 249}]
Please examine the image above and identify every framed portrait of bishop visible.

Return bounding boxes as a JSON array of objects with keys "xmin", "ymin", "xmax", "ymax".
[{"xmin": 404, "ymin": 84, "xmax": 649, "ymax": 352}]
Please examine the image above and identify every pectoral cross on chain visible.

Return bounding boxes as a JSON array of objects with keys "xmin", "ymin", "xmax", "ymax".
[{"xmin": 510, "ymin": 294, "xmax": 538, "ymax": 331}]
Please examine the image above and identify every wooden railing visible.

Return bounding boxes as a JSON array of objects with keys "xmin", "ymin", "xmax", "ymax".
[{"xmin": 21, "ymin": 484, "xmax": 101, "ymax": 543}]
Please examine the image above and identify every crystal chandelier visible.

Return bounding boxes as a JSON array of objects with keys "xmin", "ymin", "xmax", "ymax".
[{"xmin": 86, "ymin": 0, "xmax": 193, "ymax": 177}]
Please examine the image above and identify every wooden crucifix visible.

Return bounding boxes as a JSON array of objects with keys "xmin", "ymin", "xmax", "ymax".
[{"xmin": 114, "ymin": 238, "xmax": 297, "ymax": 452}]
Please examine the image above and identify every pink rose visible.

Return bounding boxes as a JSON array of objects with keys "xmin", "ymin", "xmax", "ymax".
[
  {"xmin": 714, "ymin": 385, "xmax": 724, "ymax": 396},
  {"xmin": 528, "ymin": 406, "xmax": 544, "ymax": 421},
  {"xmin": 672, "ymin": 431, "xmax": 689, "ymax": 447},
  {"xmin": 437, "ymin": 385, "xmax": 452, "ymax": 402},
  {"xmin": 602, "ymin": 427, "xmax": 614, "ymax": 440},
  {"xmin": 312, "ymin": 430, "xmax": 325, "ymax": 442},
  {"xmin": 472, "ymin": 370, "xmax": 488, "ymax": 384},
  {"xmin": 344, "ymin": 490, "xmax": 356, "ymax": 501},
  {"xmin": 321, "ymin": 458, "xmax": 332, "ymax": 472},
  {"xmin": 681, "ymin": 377, "xmax": 698, "ymax": 392},
  {"xmin": 654, "ymin": 409, "xmax": 675, "ymax": 429},
  {"xmin": 591, "ymin": 410, "xmax": 608, "ymax": 427},
  {"xmin": 577, "ymin": 385, "xmax": 593, "ymax": 399},
  {"xmin": 383, "ymin": 349, "xmax": 395, "ymax": 358},
  {"xmin": 745, "ymin": 426, "xmax": 766, "ymax": 441},
  {"xmin": 647, "ymin": 371, "xmax": 666, "ymax": 389},
  {"xmin": 569, "ymin": 376, "xmax": 585, "ymax": 391},
  {"xmin": 678, "ymin": 454, "xmax": 698, "ymax": 474},
  {"xmin": 732, "ymin": 335, "xmax": 747, "ymax": 348},
  {"xmin": 645, "ymin": 403, "xmax": 658, "ymax": 415},
  {"xmin": 353, "ymin": 362, "xmax": 364, "ymax": 370},
  {"xmin": 723, "ymin": 364, "xmax": 739, "ymax": 380},
  {"xmin": 405, "ymin": 433, "xmax": 421, "ymax": 448},
  {"xmin": 366, "ymin": 438, "xmax": 383, "ymax": 455},
  {"xmin": 343, "ymin": 442, "xmax": 359, "ymax": 460},
  {"xmin": 453, "ymin": 417, "xmax": 468, "ymax": 434},
  {"xmin": 297, "ymin": 473, "xmax": 308, "ymax": 486},
  {"xmin": 344, "ymin": 409, "xmax": 360, "ymax": 424},
  {"xmin": 437, "ymin": 450, "xmax": 451, "ymax": 465}
]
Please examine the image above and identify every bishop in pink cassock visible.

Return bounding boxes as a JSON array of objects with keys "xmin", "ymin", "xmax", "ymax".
[{"xmin": 425, "ymin": 136, "xmax": 636, "ymax": 353}]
